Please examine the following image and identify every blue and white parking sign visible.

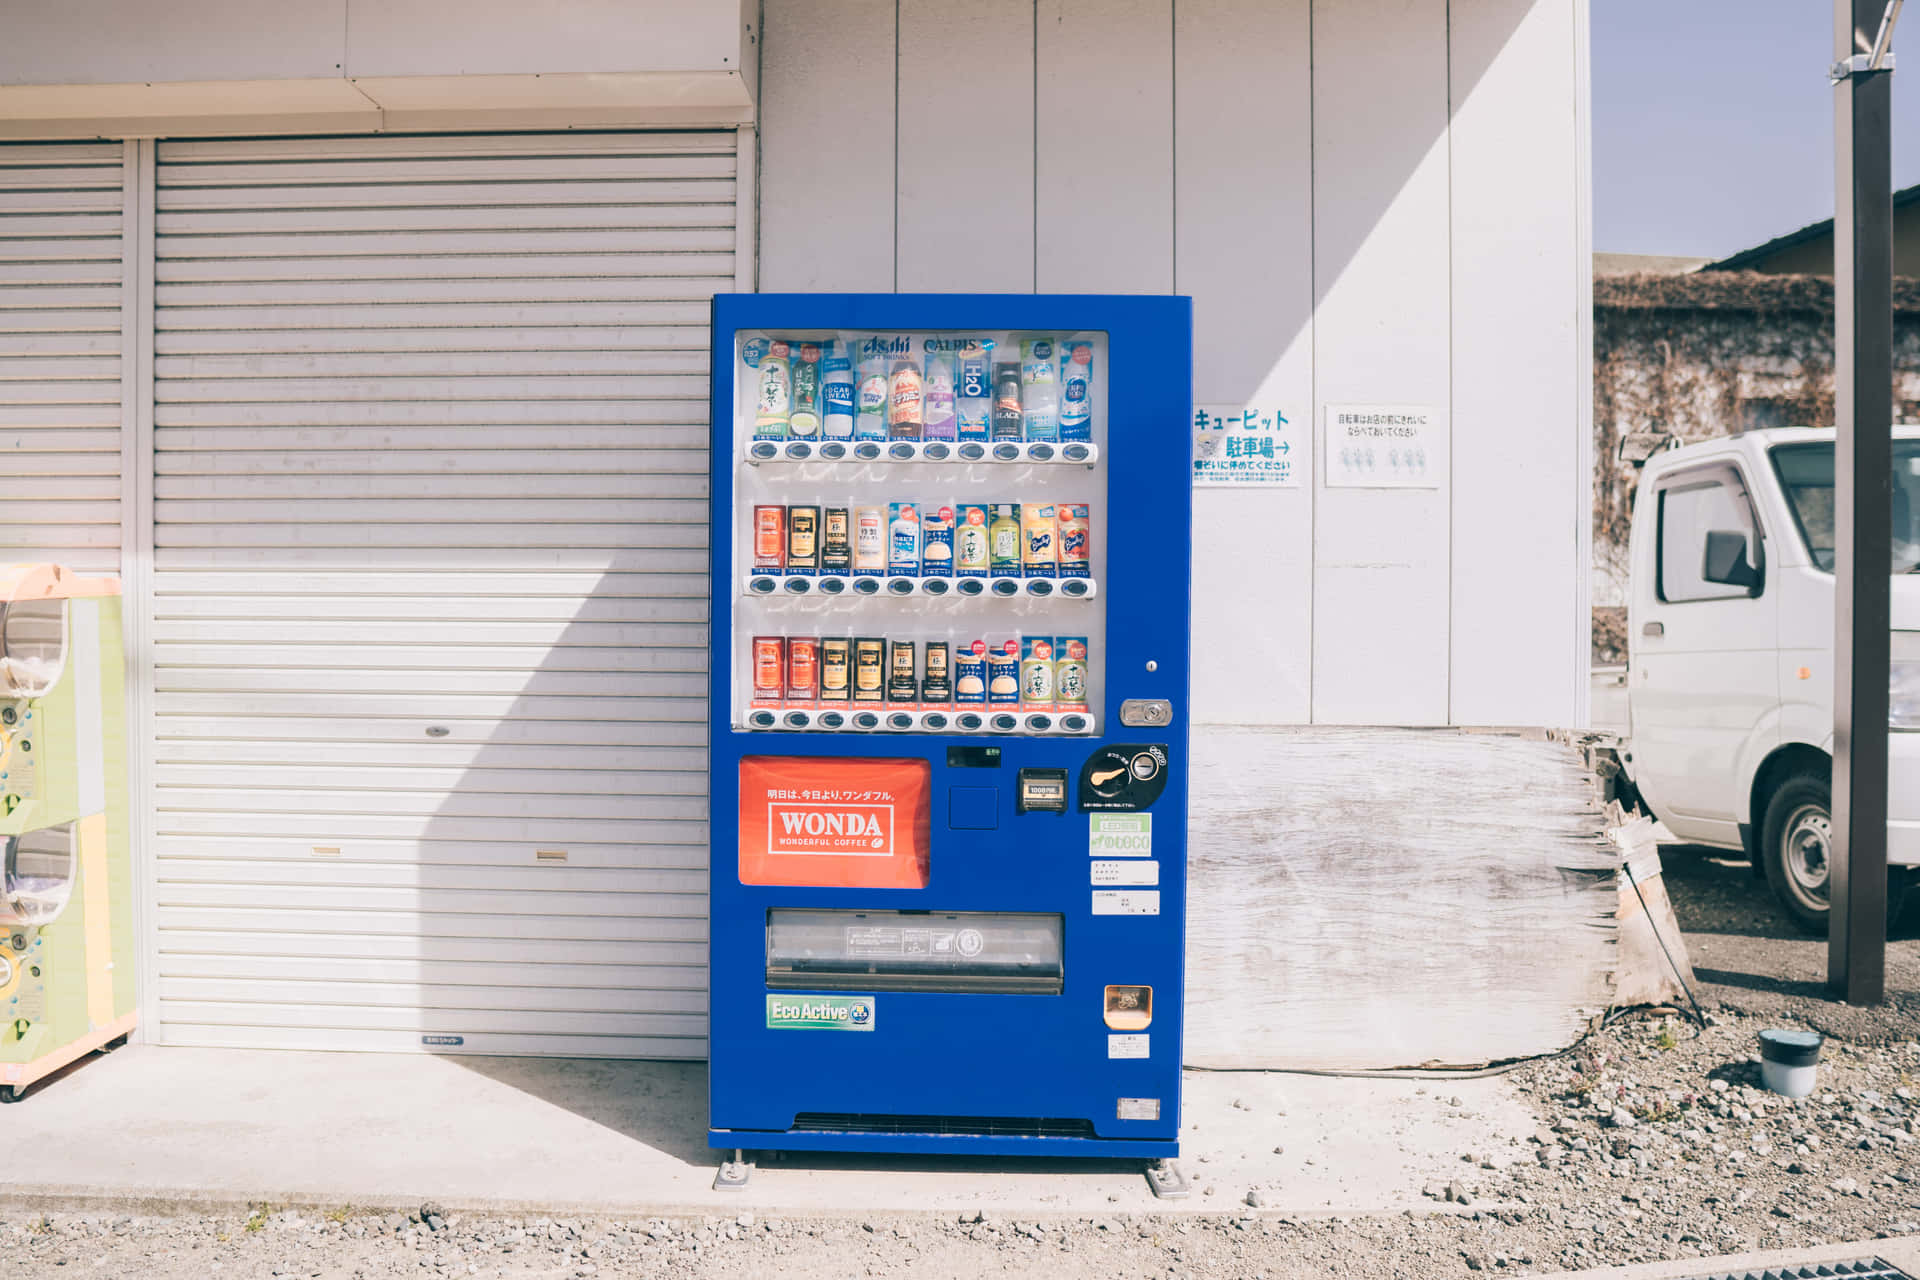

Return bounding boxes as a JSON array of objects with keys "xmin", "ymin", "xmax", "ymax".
[{"xmin": 1192, "ymin": 403, "xmax": 1302, "ymax": 488}]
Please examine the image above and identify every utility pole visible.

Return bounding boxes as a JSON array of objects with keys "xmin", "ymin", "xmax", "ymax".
[{"xmin": 1829, "ymin": 0, "xmax": 1901, "ymax": 1004}]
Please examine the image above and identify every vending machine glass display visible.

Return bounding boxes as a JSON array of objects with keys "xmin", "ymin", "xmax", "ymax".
[{"xmin": 709, "ymin": 295, "xmax": 1191, "ymax": 1162}]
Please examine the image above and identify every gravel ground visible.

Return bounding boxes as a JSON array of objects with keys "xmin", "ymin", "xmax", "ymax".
[
  {"xmin": 10, "ymin": 848, "xmax": 1920, "ymax": 1279},
  {"xmin": 1659, "ymin": 843, "xmax": 1920, "ymax": 1038}
]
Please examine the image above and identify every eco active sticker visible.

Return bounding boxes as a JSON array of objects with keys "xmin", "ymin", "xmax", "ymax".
[
  {"xmin": 766, "ymin": 994, "xmax": 876, "ymax": 1031},
  {"xmin": 1089, "ymin": 813, "xmax": 1151, "ymax": 857}
]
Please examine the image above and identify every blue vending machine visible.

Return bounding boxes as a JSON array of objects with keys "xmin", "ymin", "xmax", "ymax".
[{"xmin": 707, "ymin": 294, "xmax": 1192, "ymax": 1185}]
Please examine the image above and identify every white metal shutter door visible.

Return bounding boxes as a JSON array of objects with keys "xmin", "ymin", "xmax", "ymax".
[
  {"xmin": 0, "ymin": 142, "xmax": 124, "ymax": 575},
  {"xmin": 150, "ymin": 132, "xmax": 727, "ymax": 1057}
]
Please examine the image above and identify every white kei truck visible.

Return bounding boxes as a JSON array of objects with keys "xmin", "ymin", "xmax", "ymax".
[{"xmin": 1607, "ymin": 426, "xmax": 1920, "ymax": 932}]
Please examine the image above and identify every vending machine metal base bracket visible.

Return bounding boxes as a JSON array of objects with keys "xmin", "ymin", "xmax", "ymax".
[
  {"xmin": 713, "ymin": 1150, "xmax": 754, "ymax": 1191},
  {"xmin": 1145, "ymin": 1159, "xmax": 1191, "ymax": 1200}
]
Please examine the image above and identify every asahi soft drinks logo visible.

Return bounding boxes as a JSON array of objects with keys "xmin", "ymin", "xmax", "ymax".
[{"xmin": 766, "ymin": 801, "xmax": 895, "ymax": 855}]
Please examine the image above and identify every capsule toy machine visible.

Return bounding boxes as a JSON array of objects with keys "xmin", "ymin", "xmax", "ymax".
[
  {"xmin": 0, "ymin": 564, "xmax": 135, "ymax": 1102},
  {"xmin": 708, "ymin": 295, "xmax": 1193, "ymax": 1192}
]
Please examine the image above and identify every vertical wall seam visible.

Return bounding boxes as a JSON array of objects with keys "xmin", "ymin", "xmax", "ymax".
[
  {"xmin": 894, "ymin": 0, "xmax": 901, "ymax": 292},
  {"xmin": 1306, "ymin": 0, "xmax": 1319, "ymax": 724},
  {"xmin": 735, "ymin": 126, "xmax": 758, "ymax": 293},
  {"xmin": 1170, "ymin": 0, "xmax": 1178, "ymax": 293},
  {"xmin": 1572, "ymin": 0, "xmax": 1595, "ymax": 728},
  {"xmin": 1444, "ymin": 0, "xmax": 1456, "ymax": 726},
  {"xmin": 127, "ymin": 138, "xmax": 159, "ymax": 1043}
]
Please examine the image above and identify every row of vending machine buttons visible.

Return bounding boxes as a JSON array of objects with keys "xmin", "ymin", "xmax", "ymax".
[
  {"xmin": 742, "ymin": 708, "xmax": 1095, "ymax": 734},
  {"xmin": 746, "ymin": 439, "xmax": 1099, "ymax": 465},
  {"xmin": 746, "ymin": 575, "xmax": 1096, "ymax": 599}
]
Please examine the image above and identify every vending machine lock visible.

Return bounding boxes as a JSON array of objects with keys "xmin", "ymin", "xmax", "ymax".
[{"xmin": 1015, "ymin": 768, "xmax": 1070, "ymax": 815}]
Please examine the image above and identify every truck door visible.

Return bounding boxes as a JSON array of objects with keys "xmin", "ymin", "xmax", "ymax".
[{"xmin": 1629, "ymin": 461, "xmax": 1779, "ymax": 845}]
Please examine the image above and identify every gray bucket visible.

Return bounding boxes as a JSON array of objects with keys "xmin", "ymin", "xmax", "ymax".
[{"xmin": 1757, "ymin": 1028, "xmax": 1824, "ymax": 1098}]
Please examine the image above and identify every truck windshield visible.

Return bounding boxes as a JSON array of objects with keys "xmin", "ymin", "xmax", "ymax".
[{"xmin": 1770, "ymin": 440, "xmax": 1920, "ymax": 574}]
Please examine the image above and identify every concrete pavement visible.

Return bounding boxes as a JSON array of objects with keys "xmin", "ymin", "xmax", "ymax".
[{"xmin": 0, "ymin": 1043, "xmax": 1537, "ymax": 1217}]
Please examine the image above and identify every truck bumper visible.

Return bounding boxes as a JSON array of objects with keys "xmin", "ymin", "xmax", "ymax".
[{"xmin": 1891, "ymin": 732, "xmax": 1920, "ymax": 867}]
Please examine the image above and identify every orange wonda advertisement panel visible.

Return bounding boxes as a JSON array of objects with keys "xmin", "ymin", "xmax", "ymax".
[{"xmin": 738, "ymin": 756, "xmax": 932, "ymax": 888}]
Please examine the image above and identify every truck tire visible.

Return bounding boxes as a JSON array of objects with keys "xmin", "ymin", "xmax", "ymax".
[{"xmin": 1760, "ymin": 771, "xmax": 1914, "ymax": 933}]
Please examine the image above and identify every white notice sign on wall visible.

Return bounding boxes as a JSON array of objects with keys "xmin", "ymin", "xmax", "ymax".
[
  {"xmin": 1324, "ymin": 404, "xmax": 1446, "ymax": 489},
  {"xmin": 1192, "ymin": 403, "xmax": 1302, "ymax": 487}
]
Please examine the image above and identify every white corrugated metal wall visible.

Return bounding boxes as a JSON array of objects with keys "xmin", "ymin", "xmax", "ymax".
[
  {"xmin": 0, "ymin": 142, "xmax": 126, "ymax": 575},
  {"xmin": 144, "ymin": 132, "xmax": 731, "ymax": 1056}
]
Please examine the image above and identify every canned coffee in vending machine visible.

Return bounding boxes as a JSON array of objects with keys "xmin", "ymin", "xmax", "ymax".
[{"xmin": 711, "ymin": 294, "xmax": 1192, "ymax": 1180}]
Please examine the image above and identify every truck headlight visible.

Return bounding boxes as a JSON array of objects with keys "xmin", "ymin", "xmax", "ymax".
[{"xmin": 1895, "ymin": 661, "xmax": 1920, "ymax": 730}]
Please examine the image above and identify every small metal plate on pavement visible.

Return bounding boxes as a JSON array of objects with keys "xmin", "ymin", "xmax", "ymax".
[{"xmin": 1144, "ymin": 1159, "xmax": 1189, "ymax": 1200}]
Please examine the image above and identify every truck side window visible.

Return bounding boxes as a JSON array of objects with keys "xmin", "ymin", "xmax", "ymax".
[{"xmin": 1657, "ymin": 472, "xmax": 1762, "ymax": 603}]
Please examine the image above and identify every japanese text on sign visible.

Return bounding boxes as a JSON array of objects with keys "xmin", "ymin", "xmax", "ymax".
[
  {"xmin": 1192, "ymin": 403, "xmax": 1302, "ymax": 488},
  {"xmin": 1324, "ymin": 403, "xmax": 1445, "ymax": 489}
]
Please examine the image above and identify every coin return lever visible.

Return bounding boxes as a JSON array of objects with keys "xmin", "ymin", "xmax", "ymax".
[{"xmin": 1015, "ymin": 767, "xmax": 1069, "ymax": 814}]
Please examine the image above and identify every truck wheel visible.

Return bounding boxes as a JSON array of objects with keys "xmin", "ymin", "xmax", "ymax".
[{"xmin": 1761, "ymin": 772, "xmax": 1914, "ymax": 933}]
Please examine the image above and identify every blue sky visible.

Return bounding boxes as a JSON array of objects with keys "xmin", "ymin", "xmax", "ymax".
[{"xmin": 1594, "ymin": 0, "xmax": 1920, "ymax": 258}]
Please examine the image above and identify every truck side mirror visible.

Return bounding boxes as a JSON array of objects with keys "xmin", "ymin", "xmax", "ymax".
[{"xmin": 1702, "ymin": 529, "xmax": 1762, "ymax": 594}]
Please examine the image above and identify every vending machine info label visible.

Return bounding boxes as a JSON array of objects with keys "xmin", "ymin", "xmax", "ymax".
[
  {"xmin": 766, "ymin": 994, "xmax": 876, "ymax": 1031},
  {"xmin": 1088, "ymin": 813, "xmax": 1152, "ymax": 857},
  {"xmin": 1116, "ymin": 1097, "xmax": 1162, "ymax": 1121},
  {"xmin": 1091, "ymin": 890, "xmax": 1161, "ymax": 916},
  {"xmin": 1091, "ymin": 860, "xmax": 1159, "ymax": 886},
  {"xmin": 1108, "ymin": 1034, "xmax": 1150, "ymax": 1060}
]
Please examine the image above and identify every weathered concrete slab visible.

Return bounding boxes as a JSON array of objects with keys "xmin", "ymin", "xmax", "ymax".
[{"xmin": 0, "ymin": 1045, "xmax": 1537, "ymax": 1217}]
